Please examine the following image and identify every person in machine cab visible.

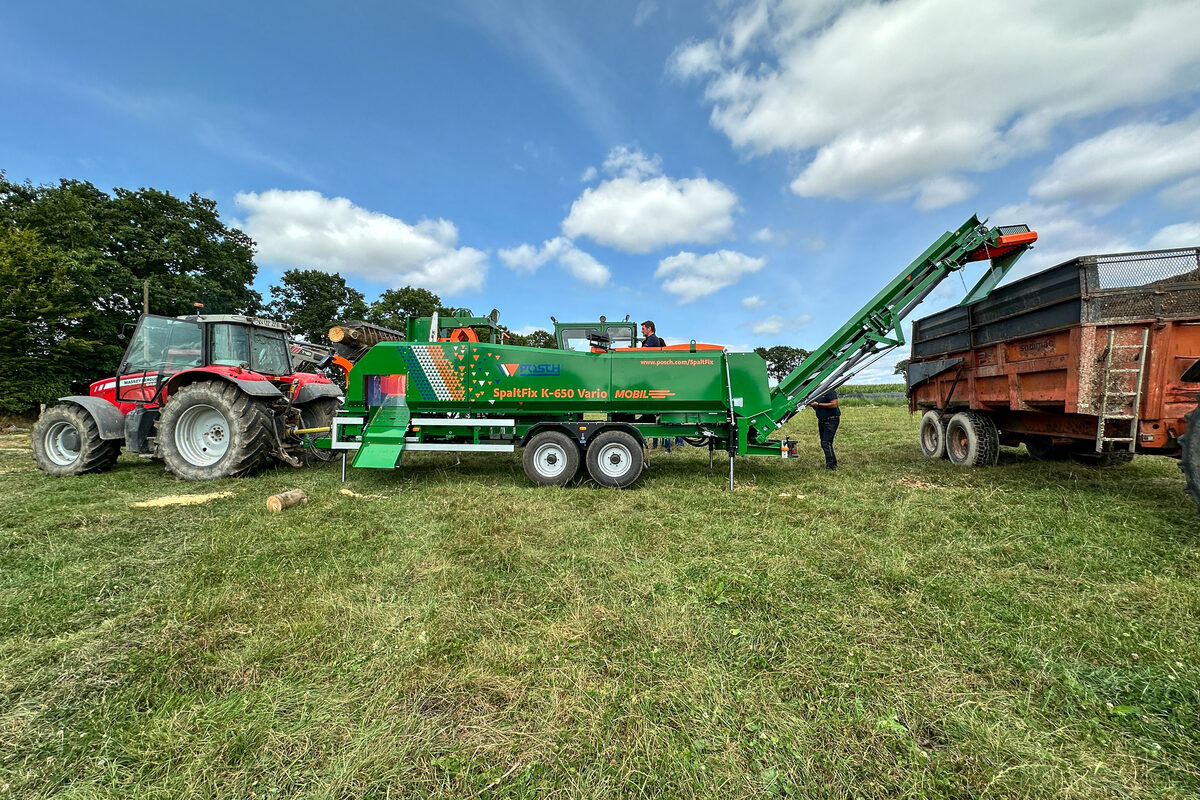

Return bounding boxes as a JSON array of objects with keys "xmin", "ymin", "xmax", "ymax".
[{"xmin": 640, "ymin": 320, "xmax": 665, "ymax": 348}]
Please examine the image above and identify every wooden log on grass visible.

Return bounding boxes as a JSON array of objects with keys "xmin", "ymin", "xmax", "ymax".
[{"xmin": 266, "ymin": 489, "xmax": 308, "ymax": 512}]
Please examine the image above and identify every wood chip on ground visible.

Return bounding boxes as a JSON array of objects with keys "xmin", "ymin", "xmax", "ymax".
[
  {"xmin": 897, "ymin": 477, "xmax": 946, "ymax": 490},
  {"xmin": 339, "ymin": 488, "xmax": 385, "ymax": 499},
  {"xmin": 131, "ymin": 491, "xmax": 236, "ymax": 508}
]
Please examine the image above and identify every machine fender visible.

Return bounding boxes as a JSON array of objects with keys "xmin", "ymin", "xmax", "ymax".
[
  {"xmin": 57, "ymin": 395, "xmax": 126, "ymax": 440},
  {"xmin": 165, "ymin": 371, "xmax": 285, "ymax": 399},
  {"xmin": 906, "ymin": 358, "xmax": 964, "ymax": 394},
  {"xmin": 519, "ymin": 421, "xmax": 645, "ymax": 448},
  {"xmin": 293, "ymin": 382, "xmax": 344, "ymax": 405}
]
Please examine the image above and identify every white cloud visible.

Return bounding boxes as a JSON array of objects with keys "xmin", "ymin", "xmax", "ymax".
[
  {"xmin": 742, "ymin": 295, "xmax": 766, "ymax": 310},
  {"xmin": 563, "ymin": 147, "xmax": 739, "ymax": 253},
  {"xmin": 1031, "ymin": 114, "xmax": 1200, "ymax": 207},
  {"xmin": 1159, "ymin": 175, "xmax": 1200, "ymax": 208},
  {"xmin": 634, "ymin": 1, "xmax": 659, "ymax": 27},
  {"xmin": 655, "ymin": 250, "xmax": 766, "ymax": 303},
  {"xmin": 751, "ymin": 314, "xmax": 813, "ymax": 336},
  {"xmin": 234, "ymin": 190, "xmax": 487, "ymax": 294},
  {"xmin": 512, "ymin": 325, "xmax": 551, "ymax": 337},
  {"xmin": 1148, "ymin": 222, "xmax": 1200, "ymax": 250},
  {"xmin": 498, "ymin": 236, "xmax": 611, "ymax": 286},
  {"xmin": 579, "ymin": 165, "xmax": 598, "ymax": 182},
  {"xmin": 675, "ymin": 0, "xmax": 1200, "ymax": 201},
  {"xmin": 915, "ymin": 175, "xmax": 977, "ymax": 210},
  {"xmin": 753, "ymin": 227, "xmax": 774, "ymax": 242}
]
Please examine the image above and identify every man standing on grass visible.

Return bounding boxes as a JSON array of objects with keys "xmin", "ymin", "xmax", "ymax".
[{"xmin": 810, "ymin": 390, "xmax": 840, "ymax": 470}]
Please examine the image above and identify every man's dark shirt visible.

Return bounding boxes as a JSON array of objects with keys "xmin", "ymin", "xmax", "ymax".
[
  {"xmin": 642, "ymin": 334, "xmax": 665, "ymax": 347},
  {"xmin": 813, "ymin": 390, "xmax": 840, "ymax": 419}
]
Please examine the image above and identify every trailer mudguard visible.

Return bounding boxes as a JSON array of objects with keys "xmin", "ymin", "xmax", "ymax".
[
  {"xmin": 906, "ymin": 358, "xmax": 964, "ymax": 394},
  {"xmin": 58, "ymin": 395, "xmax": 126, "ymax": 440},
  {"xmin": 352, "ymin": 403, "xmax": 411, "ymax": 469}
]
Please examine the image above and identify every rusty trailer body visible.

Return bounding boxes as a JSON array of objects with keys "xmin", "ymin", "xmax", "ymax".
[{"xmin": 907, "ymin": 248, "xmax": 1200, "ymax": 509}]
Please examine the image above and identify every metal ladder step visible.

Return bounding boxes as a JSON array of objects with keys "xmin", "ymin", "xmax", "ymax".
[
  {"xmin": 1108, "ymin": 368, "xmax": 1141, "ymax": 373},
  {"xmin": 1102, "ymin": 437, "xmax": 1135, "ymax": 443}
]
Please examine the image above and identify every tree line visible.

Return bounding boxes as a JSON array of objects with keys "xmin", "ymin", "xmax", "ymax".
[{"xmin": 0, "ymin": 175, "xmax": 558, "ymax": 413}]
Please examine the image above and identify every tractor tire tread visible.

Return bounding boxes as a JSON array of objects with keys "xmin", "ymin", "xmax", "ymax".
[
  {"xmin": 157, "ymin": 381, "xmax": 275, "ymax": 481},
  {"xmin": 32, "ymin": 404, "xmax": 121, "ymax": 476},
  {"xmin": 1181, "ymin": 398, "xmax": 1200, "ymax": 515}
]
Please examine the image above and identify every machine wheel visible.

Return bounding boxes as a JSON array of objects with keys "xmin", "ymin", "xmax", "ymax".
[
  {"xmin": 1069, "ymin": 447, "xmax": 1135, "ymax": 467},
  {"xmin": 522, "ymin": 431, "xmax": 580, "ymax": 487},
  {"xmin": 1182, "ymin": 400, "xmax": 1200, "ymax": 515},
  {"xmin": 156, "ymin": 382, "xmax": 274, "ymax": 480},
  {"xmin": 31, "ymin": 404, "xmax": 121, "ymax": 476},
  {"xmin": 297, "ymin": 397, "xmax": 340, "ymax": 432},
  {"xmin": 945, "ymin": 412, "xmax": 999, "ymax": 467},
  {"xmin": 586, "ymin": 430, "xmax": 644, "ymax": 488},
  {"xmin": 1024, "ymin": 435, "xmax": 1068, "ymax": 461},
  {"xmin": 918, "ymin": 410, "xmax": 946, "ymax": 459}
]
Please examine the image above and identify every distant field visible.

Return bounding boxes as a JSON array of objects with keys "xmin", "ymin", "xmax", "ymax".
[{"xmin": 2, "ymin": 406, "xmax": 1197, "ymax": 799}]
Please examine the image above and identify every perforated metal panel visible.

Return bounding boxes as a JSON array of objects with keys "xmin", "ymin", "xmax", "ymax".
[{"xmin": 1082, "ymin": 248, "xmax": 1200, "ymax": 322}]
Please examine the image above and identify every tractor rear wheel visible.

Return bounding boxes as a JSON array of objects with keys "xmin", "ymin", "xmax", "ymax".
[
  {"xmin": 918, "ymin": 411, "xmax": 946, "ymax": 458},
  {"xmin": 31, "ymin": 404, "xmax": 121, "ymax": 476},
  {"xmin": 298, "ymin": 397, "xmax": 340, "ymax": 432},
  {"xmin": 1179, "ymin": 400, "xmax": 1199, "ymax": 514},
  {"xmin": 945, "ymin": 412, "xmax": 999, "ymax": 467},
  {"xmin": 522, "ymin": 431, "xmax": 580, "ymax": 487},
  {"xmin": 157, "ymin": 382, "xmax": 274, "ymax": 480},
  {"xmin": 586, "ymin": 430, "xmax": 644, "ymax": 488}
]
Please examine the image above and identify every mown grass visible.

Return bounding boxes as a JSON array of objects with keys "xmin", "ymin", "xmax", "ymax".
[{"xmin": 1, "ymin": 406, "xmax": 1198, "ymax": 799}]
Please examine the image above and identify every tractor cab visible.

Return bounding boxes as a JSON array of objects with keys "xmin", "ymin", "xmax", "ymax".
[
  {"xmin": 552, "ymin": 316, "xmax": 639, "ymax": 351},
  {"xmin": 114, "ymin": 314, "xmax": 294, "ymax": 405}
]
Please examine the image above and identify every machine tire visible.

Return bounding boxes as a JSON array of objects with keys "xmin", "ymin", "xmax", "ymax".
[
  {"xmin": 945, "ymin": 411, "xmax": 999, "ymax": 467},
  {"xmin": 586, "ymin": 430, "xmax": 644, "ymax": 488},
  {"xmin": 31, "ymin": 404, "xmax": 121, "ymax": 476},
  {"xmin": 918, "ymin": 410, "xmax": 946, "ymax": 459},
  {"xmin": 1182, "ymin": 400, "xmax": 1200, "ymax": 515},
  {"xmin": 1025, "ymin": 435, "xmax": 1068, "ymax": 461},
  {"xmin": 522, "ymin": 431, "xmax": 580, "ymax": 487},
  {"xmin": 297, "ymin": 397, "xmax": 340, "ymax": 432},
  {"xmin": 157, "ymin": 381, "xmax": 274, "ymax": 480}
]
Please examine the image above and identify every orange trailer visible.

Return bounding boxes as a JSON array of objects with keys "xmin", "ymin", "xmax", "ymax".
[{"xmin": 907, "ymin": 248, "xmax": 1200, "ymax": 512}]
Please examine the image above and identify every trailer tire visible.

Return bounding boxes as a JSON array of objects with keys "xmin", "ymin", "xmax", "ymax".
[
  {"xmin": 1182, "ymin": 400, "xmax": 1200, "ymax": 515},
  {"xmin": 919, "ymin": 411, "xmax": 946, "ymax": 459},
  {"xmin": 32, "ymin": 404, "xmax": 122, "ymax": 476},
  {"xmin": 586, "ymin": 430, "xmax": 644, "ymax": 489},
  {"xmin": 522, "ymin": 431, "xmax": 580, "ymax": 487},
  {"xmin": 945, "ymin": 412, "xmax": 999, "ymax": 467},
  {"xmin": 157, "ymin": 381, "xmax": 274, "ymax": 480},
  {"xmin": 1025, "ymin": 435, "xmax": 1068, "ymax": 461}
]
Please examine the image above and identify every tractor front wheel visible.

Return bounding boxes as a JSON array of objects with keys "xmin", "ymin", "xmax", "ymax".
[
  {"xmin": 157, "ymin": 382, "xmax": 274, "ymax": 480},
  {"xmin": 31, "ymin": 404, "xmax": 121, "ymax": 476},
  {"xmin": 1179, "ymin": 400, "xmax": 1199, "ymax": 515},
  {"xmin": 522, "ymin": 431, "xmax": 580, "ymax": 487},
  {"xmin": 586, "ymin": 430, "xmax": 644, "ymax": 488}
]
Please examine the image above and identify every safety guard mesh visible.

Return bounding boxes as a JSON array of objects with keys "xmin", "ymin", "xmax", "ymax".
[{"xmin": 1081, "ymin": 248, "xmax": 1200, "ymax": 322}]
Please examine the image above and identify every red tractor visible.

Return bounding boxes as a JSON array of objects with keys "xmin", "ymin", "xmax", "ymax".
[{"xmin": 32, "ymin": 313, "xmax": 343, "ymax": 480}]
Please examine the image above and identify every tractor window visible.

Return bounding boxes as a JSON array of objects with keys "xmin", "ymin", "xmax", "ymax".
[
  {"xmin": 124, "ymin": 316, "xmax": 202, "ymax": 374},
  {"xmin": 250, "ymin": 328, "xmax": 291, "ymax": 375},
  {"xmin": 559, "ymin": 328, "xmax": 591, "ymax": 351},
  {"xmin": 209, "ymin": 324, "xmax": 251, "ymax": 367}
]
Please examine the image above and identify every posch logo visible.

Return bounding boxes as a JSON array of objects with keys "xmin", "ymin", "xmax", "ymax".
[{"xmin": 499, "ymin": 363, "xmax": 561, "ymax": 377}]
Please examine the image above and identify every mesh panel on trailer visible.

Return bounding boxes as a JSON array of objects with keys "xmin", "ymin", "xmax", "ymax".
[
  {"xmin": 1089, "ymin": 249, "xmax": 1200, "ymax": 290},
  {"xmin": 1083, "ymin": 248, "xmax": 1200, "ymax": 322}
]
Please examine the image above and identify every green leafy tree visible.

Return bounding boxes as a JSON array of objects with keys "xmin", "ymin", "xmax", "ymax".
[
  {"xmin": 0, "ymin": 229, "xmax": 113, "ymax": 413},
  {"xmin": 0, "ymin": 174, "xmax": 261, "ymax": 391},
  {"xmin": 366, "ymin": 286, "xmax": 447, "ymax": 330},
  {"xmin": 753, "ymin": 345, "xmax": 811, "ymax": 382},
  {"xmin": 266, "ymin": 269, "xmax": 368, "ymax": 341},
  {"xmin": 894, "ymin": 359, "xmax": 911, "ymax": 382},
  {"xmin": 525, "ymin": 329, "xmax": 557, "ymax": 349}
]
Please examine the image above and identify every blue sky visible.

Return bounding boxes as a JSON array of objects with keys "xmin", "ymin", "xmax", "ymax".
[{"xmin": 3, "ymin": 0, "xmax": 1199, "ymax": 380}]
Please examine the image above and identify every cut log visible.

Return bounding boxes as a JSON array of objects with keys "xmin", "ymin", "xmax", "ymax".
[{"xmin": 266, "ymin": 489, "xmax": 308, "ymax": 512}]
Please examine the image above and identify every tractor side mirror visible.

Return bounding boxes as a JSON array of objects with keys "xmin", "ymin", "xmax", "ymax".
[{"xmin": 120, "ymin": 322, "xmax": 136, "ymax": 341}]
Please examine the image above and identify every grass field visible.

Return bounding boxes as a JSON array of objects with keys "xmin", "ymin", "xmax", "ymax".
[{"xmin": 2, "ymin": 406, "xmax": 1198, "ymax": 799}]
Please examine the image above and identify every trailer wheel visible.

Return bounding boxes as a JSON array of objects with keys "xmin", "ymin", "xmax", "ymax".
[
  {"xmin": 522, "ymin": 431, "xmax": 580, "ymax": 487},
  {"xmin": 945, "ymin": 412, "xmax": 999, "ymax": 467},
  {"xmin": 586, "ymin": 430, "xmax": 644, "ymax": 488},
  {"xmin": 918, "ymin": 411, "xmax": 946, "ymax": 458},
  {"xmin": 1024, "ymin": 435, "xmax": 1067, "ymax": 461},
  {"xmin": 157, "ymin": 381, "xmax": 274, "ymax": 480},
  {"xmin": 31, "ymin": 404, "xmax": 121, "ymax": 476},
  {"xmin": 1182, "ymin": 401, "xmax": 1200, "ymax": 515}
]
